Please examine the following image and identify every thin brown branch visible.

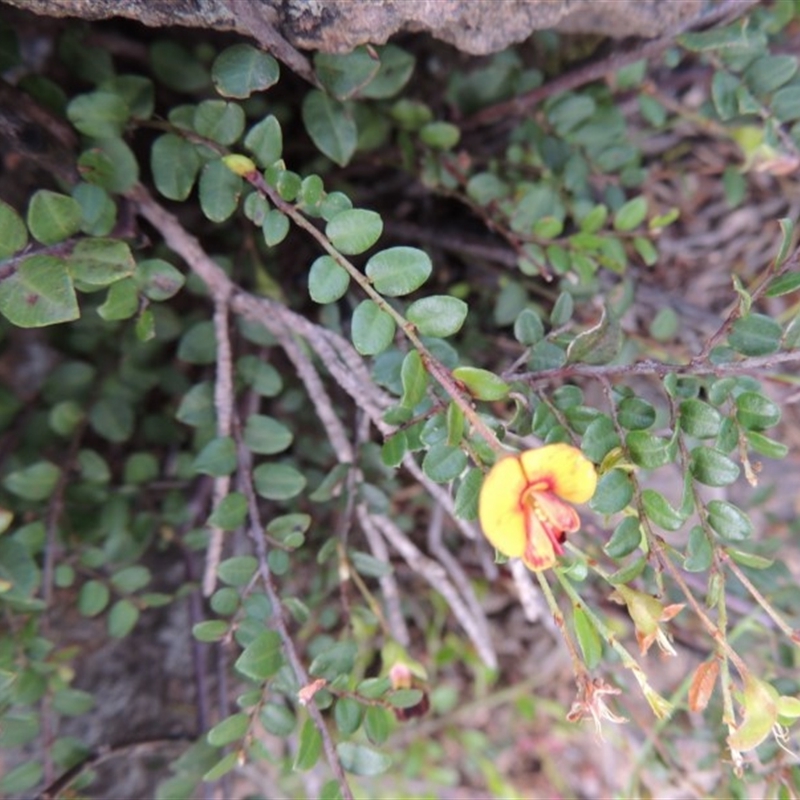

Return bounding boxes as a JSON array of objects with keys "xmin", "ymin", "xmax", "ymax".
[
  {"xmin": 232, "ymin": 418, "xmax": 355, "ymax": 800},
  {"xmin": 507, "ymin": 349, "xmax": 800, "ymax": 385}
]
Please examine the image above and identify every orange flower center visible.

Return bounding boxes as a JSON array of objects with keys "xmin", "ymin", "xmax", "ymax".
[{"xmin": 520, "ymin": 481, "xmax": 581, "ymax": 570}]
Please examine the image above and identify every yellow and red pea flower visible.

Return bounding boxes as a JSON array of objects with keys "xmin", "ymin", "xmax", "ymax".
[{"xmin": 478, "ymin": 443, "xmax": 597, "ymax": 572}]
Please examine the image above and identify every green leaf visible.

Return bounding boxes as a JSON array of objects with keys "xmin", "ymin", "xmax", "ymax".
[
  {"xmin": 735, "ymin": 391, "xmax": 780, "ymax": 430},
  {"xmin": 78, "ymin": 136, "xmax": 139, "ymax": 193},
  {"xmin": 604, "ymin": 516, "xmax": 641, "ymax": 559},
  {"xmin": 199, "ymin": 159, "xmax": 243, "ymax": 223},
  {"xmin": 626, "ymin": 431, "xmax": 675, "ymax": 469},
  {"xmin": 178, "ymin": 321, "xmax": 216, "ymax": 365},
  {"xmin": 420, "ymin": 121, "xmax": 460, "ymax": 149},
  {"xmin": 765, "ymin": 272, "xmax": 800, "ymax": 297},
  {"xmin": 310, "ymin": 641, "xmax": 357, "ymax": 679},
  {"xmin": 745, "ymin": 431, "xmax": 788, "ymax": 459},
  {"xmin": 581, "ymin": 416, "xmax": 619, "ymax": 462},
  {"xmin": 454, "ymin": 467, "xmax": 482, "ymax": 520},
  {"xmin": 514, "ymin": 308, "xmax": 544, "ymax": 345},
  {"xmin": 613, "ymin": 196, "xmax": 647, "ymax": 231},
  {"xmin": 771, "ymin": 85, "xmax": 800, "ymax": 122},
  {"xmin": 235, "ymin": 631, "xmax": 283, "ymax": 680},
  {"xmin": 245, "ymin": 114, "xmax": 283, "ymax": 167},
  {"xmin": 302, "ymin": 89, "xmax": 357, "ymax": 167},
  {"xmin": 218, "ymin": 555, "xmax": 258, "ymax": 586},
  {"xmin": 452, "ymin": 367, "xmax": 509, "ymax": 401},
  {"xmin": 707, "ymin": 500, "xmax": 752, "ymax": 541},
  {"xmin": 360, "ymin": 44, "xmax": 415, "ymax": 99},
  {"xmin": 400, "ymin": 350, "xmax": 427, "ymax": 408},
  {"xmin": 73, "ymin": 182, "xmax": 115, "ymax": 236},
  {"xmin": 326, "ymin": 209, "xmax": 383, "ymax": 255},
  {"xmin": 208, "ymin": 712, "xmax": 248, "ymax": 747},
  {"xmin": 590, "ymin": 469, "xmax": 633, "ymax": 514},
  {"xmin": 0, "ymin": 761, "xmax": 43, "ymax": 794},
  {"xmin": 334, "ymin": 697, "xmax": 363, "ymax": 735},
  {"xmin": 407, "ymin": 295, "xmax": 468, "ymax": 337},
  {"xmin": 364, "ymin": 706, "xmax": 391, "ymax": 744},
  {"xmin": 381, "ymin": 431, "xmax": 407, "ymax": 467},
  {"xmin": 151, "ymin": 134, "xmax": 201, "ymax": 201},
  {"xmin": 208, "ymin": 492, "xmax": 247, "ymax": 530},
  {"xmin": 572, "ymin": 605, "xmax": 602, "ymax": 669},
  {"xmin": 78, "ymin": 579, "xmax": 110, "ymax": 616},
  {"xmin": 212, "ymin": 44, "xmax": 279, "ymax": 98},
  {"xmin": 110, "ymin": 565, "xmax": 151, "ymax": 593},
  {"xmin": 192, "ymin": 619, "xmax": 229, "ymax": 642},
  {"xmin": 53, "ymin": 687, "xmax": 94, "ymax": 717},
  {"xmin": 69, "ymin": 238, "xmax": 135, "ymax": 288},
  {"xmin": 262, "ymin": 209, "xmax": 290, "ymax": 246},
  {"xmin": 745, "ymin": 54, "xmax": 797, "ymax": 96},
  {"xmin": 244, "ymin": 414, "xmax": 293, "ymax": 455},
  {"xmin": 108, "ymin": 598, "xmax": 139, "ymax": 638},
  {"xmin": 728, "ymin": 313, "xmax": 782, "ymax": 356},
  {"xmin": 260, "ymin": 702, "xmax": 296, "ymax": 736},
  {"xmin": 642, "ymin": 488, "xmax": 684, "ymax": 531},
  {"xmin": 193, "ymin": 99, "xmax": 245, "ymax": 145},
  {"xmin": 253, "ymin": 463, "xmax": 307, "ymax": 500},
  {"xmin": 101, "ymin": 74, "xmax": 154, "ymax": 118},
  {"xmin": 308, "ymin": 255, "xmax": 350, "ymax": 304},
  {"xmin": 365, "ymin": 247, "xmax": 431, "ymax": 296},
  {"xmin": 351, "ymin": 300, "xmax": 396, "ymax": 355},
  {"xmin": 0, "ymin": 199, "xmax": 27, "ymax": 258},
  {"xmin": 350, "ymin": 551, "xmax": 392, "ymax": 578},
  {"xmin": 4, "ymin": 460, "xmax": 60, "ymax": 501},
  {"xmin": 176, "ymin": 382, "xmax": 215, "ymax": 427},
  {"xmin": 89, "ymin": 397, "xmax": 133, "ymax": 442},
  {"xmin": 550, "ymin": 291, "xmax": 574, "ymax": 325},
  {"xmin": 135, "ymin": 258, "xmax": 185, "ymax": 301},
  {"xmin": 566, "ymin": 307, "xmax": 621, "ymax": 365},
  {"xmin": 150, "ymin": 40, "xmax": 209, "ymax": 92},
  {"xmin": 0, "ymin": 255, "xmax": 79, "ymax": 328},
  {"xmin": 238, "ymin": 356, "xmax": 283, "ymax": 397},
  {"xmin": 294, "ymin": 718, "xmax": 323, "ymax": 771},
  {"xmin": 684, "ymin": 525, "xmax": 712, "ymax": 572},
  {"xmin": 315, "ymin": 47, "xmax": 380, "ymax": 100},
  {"xmin": 27, "ymin": 190, "xmax": 82, "ymax": 245},
  {"xmin": 690, "ymin": 446, "xmax": 740, "ymax": 487},
  {"xmin": 202, "ymin": 752, "xmax": 239, "ymax": 782},
  {"xmin": 96, "ymin": 277, "xmax": 137, "ymax": 321},
  {"xmin": 727, "ymin": 548, "xmax": 773, "ymax": 570},
  {"xmin": 193, "ymin": 436, "xmax": 237, "ymax": 476},
  {"xmin": 67, "ymin": 90, "xmax": 129, "ymax": 138},
  {"xmin": 336, "ymin": 742, "xmax": 392, "ymax": 777},
  {"xmin": 712, "ymin": 71, "xmax": 741, "ymax": 120},
  {"xmin": 422, "ymin": 443, "xmax": 467, "ymax": 483},
  {"xmin": 679, "ymin": 399, "xmax": 722, "ymax": 438}
]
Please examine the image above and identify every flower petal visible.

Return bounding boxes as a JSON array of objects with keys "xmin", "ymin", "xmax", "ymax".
[
  {"xmin": 528, "ymin": 489, "xmax": 581, "ymax": 535},
  {"xmin": 519, "ymin": 443, "xmax": 597, "ymax": 504},
  {"xmin": 478, "ymin": 454, "xmax": 528, "ymax": 559},
  {"xmin": 522, "ymin": 509, "xmax": 558, "ymax": 571}
]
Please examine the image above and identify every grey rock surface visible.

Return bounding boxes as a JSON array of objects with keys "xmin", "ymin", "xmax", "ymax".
[{"xmin": 3, "ymin": 0, "xmax": 706, "ymax": 54}]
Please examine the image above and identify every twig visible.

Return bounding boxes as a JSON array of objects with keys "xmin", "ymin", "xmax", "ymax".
[
  {"xmin": 356, "ymin": 502, "xmax": 410, "ymax": 646},
  {"xmin": 203, "ymin": 297, "xmax": 234, "ymax": 596},
  {"xmin": 363, "ymin": 509, "xmax": 498, "ymax": 669},
  {"xmin": 426, "ymin": 502, "xmax": 494, "ymax": 650},
  {"xmin": 232, "ymin": 418, "xmax": 355, "ymax": 800},
  {"xmin": 720, "ymin": 550, "xmax": 800, "ymax": 645},
  {"xmin": 509, "ymin": 558, "xmax": 549, "ymax": 625},
  {"xmin": 507, "ymin": 349, "xmax": 800, "ymax": 385}
]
